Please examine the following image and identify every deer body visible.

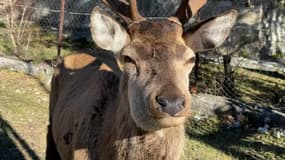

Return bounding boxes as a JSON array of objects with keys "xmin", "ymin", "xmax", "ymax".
[
  {"xmin": 48, "ymin": 53, "xmax": 184, "ymax": 160},
  {"xmin": 46, "ymin": 1, "xmax": 237, "ymax": 160}
]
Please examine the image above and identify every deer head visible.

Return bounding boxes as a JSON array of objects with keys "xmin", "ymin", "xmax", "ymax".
[{"xmin": 90, "ymin": 0, "xmax": 237, "ymax": 131}]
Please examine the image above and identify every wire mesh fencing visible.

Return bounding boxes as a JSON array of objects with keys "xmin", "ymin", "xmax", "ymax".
[{"xmin": 0, "ymin": 0, "xmax": 284, "ymax": 110}]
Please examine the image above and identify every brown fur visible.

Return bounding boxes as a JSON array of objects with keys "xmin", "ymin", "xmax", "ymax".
[
  {"xmin": 47, "ymin": 7, "xmax": 237, "ymax": 160},
  {"xmin": 48, "ymin": 21, "xmax": 192, "ymax": 160}
]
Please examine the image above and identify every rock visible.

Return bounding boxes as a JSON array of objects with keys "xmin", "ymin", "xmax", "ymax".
[
  {"xmin": 0, "ymin": 56, "xmax": 53, "ymax": 90},
  {"xmin": 191, "ymin": 94, "xmax": 285, "ymax": 129},
  {"xmin": 258, "ymin": 124, "xmax": 269, "ymax": 134},
  {"xmin": 200, "ymin": 0, "xmax": 285, "ymax": 62},
  {"xmin": 191, "ymin": 93, "xmax": 231, "ymax": 117},
  {"xmin": 272, "ymin": 128, "xmax": 285, "ymax": 139},
  {"xmin": 232, "ymin": 121, "xmax": 241, "ymax": 128},
  {"xmin": 238, "ymin": 10, "xmax": 261, "ymax": 26},
  {"xmin": 274, "ymin": 130, "xmax": 281, "ymax": 139}
]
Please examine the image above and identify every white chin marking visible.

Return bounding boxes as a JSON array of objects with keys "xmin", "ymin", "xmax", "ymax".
[{"xmin": 157, "ymin": 117, "xmax": 186, "ymax": 128}]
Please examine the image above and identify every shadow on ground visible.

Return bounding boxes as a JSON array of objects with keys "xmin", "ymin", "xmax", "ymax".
[
  {"xmin": 186, "ymin": 115, "xmax": 285, "ymax": 160},
  {"xmin": 0, "ymin": 115, "xmax": 40, "ymax": 160}
]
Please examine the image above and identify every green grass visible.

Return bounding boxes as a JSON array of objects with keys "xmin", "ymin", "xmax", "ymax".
[
  {"xmin": 0, "ymin": 15, "xmax": 284, "ymax": 160},
  {"xmin": 184, "ymin": 138, "xmax": 235, "ymax": 160},
  {"xmin": 0, "ymin": 23, "xmax": 95, "ymax": 62},
  {"xmin": 0, "ymin": 69, "xmax": 284, "ymax": 160},
  {"xmin": 191, "ymin": 63, "xmax": 285, "ymax": 108},
  {"xmin": 0, "ymin": 69, "xmax": 49, "ymax": 160},
  {"xmin": 184, "ymin": 117, "xmax": 236, "ymax": 160},
  {"xmin": 184, "ymin": 117, "xmax": 285, "ymax": 160},
  {"xmin": 0, "ymin": 22, "xmax": 284, "ymax": 159}
]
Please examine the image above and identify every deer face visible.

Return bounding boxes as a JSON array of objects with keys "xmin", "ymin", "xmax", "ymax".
[
  {"xmin": 121, "ymin": 19, "xmax": 194, "ymax": 130},
  {"xmin": 90, "ymin": 0, "xmax": 237, "ymax": 131}
]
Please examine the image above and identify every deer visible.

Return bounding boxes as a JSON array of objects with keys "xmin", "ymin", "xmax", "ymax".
[{"xmin": 46, "ymin": 0, "xmax": 237, "ymax": 159}]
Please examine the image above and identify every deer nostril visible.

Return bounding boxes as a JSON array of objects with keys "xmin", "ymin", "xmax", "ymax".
[
  {"xmin": 155, "ymin": 96, "xmax": 185, "ymax": 116},
  {"xmin": 156, "ymin": 96, "xmax": 168, "ymax": 108}
]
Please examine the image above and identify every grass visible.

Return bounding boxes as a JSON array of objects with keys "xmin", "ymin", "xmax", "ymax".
[
  {"xmin": 184, "ymin": 117, "xmax": 235, "ymax": 160},
  {"xmin": 192, "ymin": 63, "xmax": 285, "ymax": 109},
  {"xmin": 0, "ymin": 69, "xmax": 284, "ymax": 160},
  {"xmin": 0, "ymin": 27, "xmax": 65, "ymax": 61},
  {"xmin": 0, "ymin": 23, "xmax": 95, "ymax": 62},
  {"xmin": 184, "ymin": 117, "xmax": 285, "ymax": 160},
  {"xmin": 0, "ymin": 22, "xmax": 284, "ymax": 159},
  {"xmin": 0, "ymin": 69, "xmax": 49, "ymax": 160}
]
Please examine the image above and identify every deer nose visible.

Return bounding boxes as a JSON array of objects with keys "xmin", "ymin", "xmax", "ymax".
[{"xmin": 156, "ymin": 96, "xmax": 185, "ymax": 116}]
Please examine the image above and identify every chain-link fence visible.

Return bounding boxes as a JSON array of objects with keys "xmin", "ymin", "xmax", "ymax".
[
  {"xmin": 0, "ymin": 0, "xmax": 284, "ymax": 110},
  {"xmin": 190, "ymin": 0, "xmax": 285, "ymax": 111}
]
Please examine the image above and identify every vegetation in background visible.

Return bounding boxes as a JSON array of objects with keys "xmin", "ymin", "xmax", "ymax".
[
  {"xmin": 0, "ymin": 0, "xmax": 284, "ymax": 159},
  {"xmin": 190, "ymin": 63, "xmax": 285, "ymax": 108},
  {"xmin": 0, "ymin": 0, "xmax": 36, "ymax": 59},
  {"xmin": 0, "ymin": 0, "xmax": 95, "ymax": 61},
  {"xmin": 0, "ymin": 25, "xmax": 95, "ymax": 62},
  {"xmin": 0, "ymin": 24, "xmax": 78, "ymax": 62}
]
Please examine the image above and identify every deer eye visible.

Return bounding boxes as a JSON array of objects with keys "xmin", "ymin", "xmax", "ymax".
[
  {"xmin": 121, "ymin": 55, "xmax": 138, "ymax": 75},
  {"xmin": 186, "ymin": 56, "xmax": 196, "ymax": 64},
  {"xmin": 122, "ymin": 55, "xmax": 136, "ymax": 65}
]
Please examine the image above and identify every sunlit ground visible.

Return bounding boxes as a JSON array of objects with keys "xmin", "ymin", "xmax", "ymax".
[{"xmin": 1, "ymin": 69, "xmax": 284, "ymax": 160}]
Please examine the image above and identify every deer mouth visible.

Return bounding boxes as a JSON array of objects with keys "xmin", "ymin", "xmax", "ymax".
[
  {"xmin": 145, "ymin": 102, "xmax": 190, "ymax": 129},
  {"xmin": 149, "ymin": 104, "xmax": 189, "ymax": 119},
  {"xmin": 156, "ymin": 116, "xmax": 187, "ymax": 128}
]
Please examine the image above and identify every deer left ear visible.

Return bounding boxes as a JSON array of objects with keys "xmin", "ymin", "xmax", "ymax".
[
  {"xmin": 183, "ymin": 10, "xmax": 238, "ymax": 52},
  {"xmin": 90, "ymin": 7, "xmax": 130, "ymax": 53}
]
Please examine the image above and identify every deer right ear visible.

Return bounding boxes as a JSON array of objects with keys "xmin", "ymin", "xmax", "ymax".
[
  {"xmin": 183, "ymin": 10, "xmax": 238, "ymax": 52},
  {"xmin": 90, "ymin": 7, "xmax": 130, "ymax": 53}
]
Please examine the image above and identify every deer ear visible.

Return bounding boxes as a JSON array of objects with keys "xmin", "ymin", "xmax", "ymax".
[
  {"xmin": 183, "ymin": 10, "xmax": 238, "ymax": 52},
  {"xmin": 90, "ymin": 7, "xmax": 130, "ymax": 53}
]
